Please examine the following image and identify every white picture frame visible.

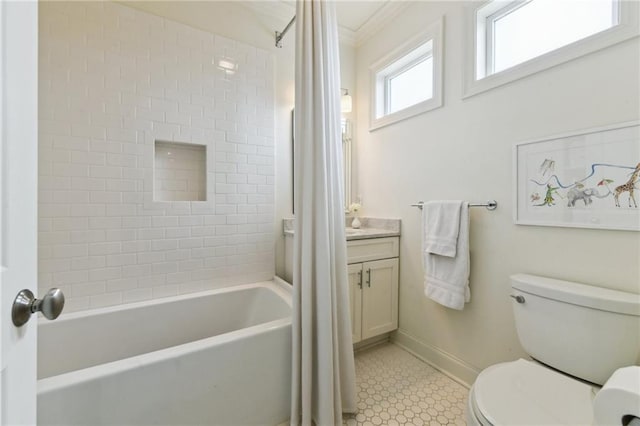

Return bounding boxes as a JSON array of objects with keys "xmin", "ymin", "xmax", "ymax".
[{"xmin": 513, "ymin": 121, "xmax": 640, "ymax": 231}]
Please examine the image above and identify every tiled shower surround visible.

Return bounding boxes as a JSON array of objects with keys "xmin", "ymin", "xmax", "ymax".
[{"xmin": 38, "ymin": 2, "xmax": 275, "ymax": 312}]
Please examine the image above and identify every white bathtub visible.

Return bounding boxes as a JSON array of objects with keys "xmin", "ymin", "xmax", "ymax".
[{"xmin": 37, "ymin": 279, "xmax": 292, "ymax": 426}]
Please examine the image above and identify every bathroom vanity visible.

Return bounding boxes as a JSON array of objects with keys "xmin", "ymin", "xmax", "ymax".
[{"xmin": 283, "ymin": 218, "xmax": 400, "ymax": 344}]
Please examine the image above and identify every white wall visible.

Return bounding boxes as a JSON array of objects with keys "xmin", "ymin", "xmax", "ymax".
[
  {"xmin": 354, "ymin": 1, "xmax": 640, "ymax": 384},
  {"xmin": 39, "ymin": 1, "xmax": 276, "ymax": 312}
]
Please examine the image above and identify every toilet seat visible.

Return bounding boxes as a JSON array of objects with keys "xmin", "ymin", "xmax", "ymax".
[{"xmin": 469, "ymin": 359, "xmax": 597, "ymax": 425}]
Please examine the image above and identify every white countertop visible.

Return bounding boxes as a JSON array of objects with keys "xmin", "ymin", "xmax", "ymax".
[{"xmin": 283, "ymin": 217, "xmax": 401, "ymax": 240}]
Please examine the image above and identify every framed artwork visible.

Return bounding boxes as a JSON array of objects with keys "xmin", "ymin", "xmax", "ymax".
[{"xmin": 514, "ymin": 121, "xmax": 640, "ymax": 231}]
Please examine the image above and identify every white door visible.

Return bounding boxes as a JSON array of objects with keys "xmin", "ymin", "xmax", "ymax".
[{"xmin": 0, "ymin": 1, "xmax": 39, "ymax": 424}]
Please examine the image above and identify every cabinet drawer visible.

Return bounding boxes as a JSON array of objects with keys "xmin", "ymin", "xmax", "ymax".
[{"xmin": 347, "ymin": 237, "xmax": 399, "ymax": 264}]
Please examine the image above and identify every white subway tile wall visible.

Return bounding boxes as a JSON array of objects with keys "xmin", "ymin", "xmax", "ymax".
[
  {"xmin": 154, "ymin": 141, "xmax": 207, "ymax": 202},
  {"xmin": 39, "ymin": 2, "xmax": 275, "ymax": 312}
]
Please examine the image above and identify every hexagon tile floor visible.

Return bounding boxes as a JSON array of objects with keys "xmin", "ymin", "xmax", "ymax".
[{"xmin": 342, "ymin": 343, "xmax": 469, "ymax": 426}]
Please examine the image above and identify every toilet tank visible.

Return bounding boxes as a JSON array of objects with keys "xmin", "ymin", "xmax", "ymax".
[{"xmin": 510, "ymin": 274, "xmax": 640, "ymax": 386}]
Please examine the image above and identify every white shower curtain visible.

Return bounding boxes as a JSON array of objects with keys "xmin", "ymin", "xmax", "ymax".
[{"xmin": 290, "ymin": 1, "xmax": 357, "ymax": 425}]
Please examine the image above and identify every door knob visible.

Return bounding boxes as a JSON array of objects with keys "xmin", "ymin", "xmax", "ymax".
[{"xmin": 12, "ymin": 288, "xmax": 65, "ymax": 327}]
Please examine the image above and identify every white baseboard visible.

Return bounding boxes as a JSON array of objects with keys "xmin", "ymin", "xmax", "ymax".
[
  {"xmin": 354, "ymin": 333, "xmax": 391, "ymax": 353},
  {"xmin": 392, "ymin": 329, "xmax": 480, "ymax": 388}
]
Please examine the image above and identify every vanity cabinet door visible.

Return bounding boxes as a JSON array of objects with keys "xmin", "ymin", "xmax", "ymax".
[
  {"xmin": 361, "ymin": 258, "xmax": 399, "ymax": 340},
  {"xmin": 347, "ymin": 263, "xmax": 363, "ymax": 344}
]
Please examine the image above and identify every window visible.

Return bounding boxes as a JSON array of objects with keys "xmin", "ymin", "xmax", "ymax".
[
  {"xmin": 464, "ymin": 0, "xmax": 639, "ymax": 97},
  {"xmin": 370, "ymin": 18, "xmax": 443, "ymax": 130},
  {"xmin": 387, "ymin": 52, "xmax": 434, "ymax": 115}
]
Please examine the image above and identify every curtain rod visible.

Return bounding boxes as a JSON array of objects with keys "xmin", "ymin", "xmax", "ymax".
[{"xmin": 275, "ymin": 15, "xmax": 296, "ymax": 48}]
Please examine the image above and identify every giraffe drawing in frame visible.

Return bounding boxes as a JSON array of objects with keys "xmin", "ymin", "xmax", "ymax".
[{"xmin": 614, "ymin": 163, "xmax": 640, "ymax": 208}]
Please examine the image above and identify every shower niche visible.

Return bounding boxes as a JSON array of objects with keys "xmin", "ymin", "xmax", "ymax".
[{"xmin": 154, "ymin": 141, "xmax": 207, "ymax": 202}]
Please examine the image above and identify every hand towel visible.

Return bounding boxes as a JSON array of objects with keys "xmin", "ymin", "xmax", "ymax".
[
  {"xmin": 422, "ymin": 201, "xmax": 471, "ymax": 310},
  {"xmin": 422, "ymin": 201, "xmax": 463, "ymax": 257}
]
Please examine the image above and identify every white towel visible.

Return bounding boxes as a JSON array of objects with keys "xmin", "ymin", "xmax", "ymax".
[
  {"xmin": 422, "ymin": 201, "xmax": 471, "ymax": 310},
  {"xmin": 422, "ymin": 201, "xmax": 462, "ymax": 257}
]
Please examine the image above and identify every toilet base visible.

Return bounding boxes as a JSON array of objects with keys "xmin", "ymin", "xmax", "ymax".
[{"xmin": 466, "ymin": 385, "xmax": 488, "ymax": 426}]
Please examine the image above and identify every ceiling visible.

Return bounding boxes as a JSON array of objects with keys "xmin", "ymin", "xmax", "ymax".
[
  {"xmin": 336, "ymin": 1, "xmax": 388, "ymax": 32},
  {"xmin": 279, "ymin": 1, "xmax": 389, "ymax": 32},
  {"xmin": 247, "ymin": 0, "xmax": 407, "ymax": 46}
]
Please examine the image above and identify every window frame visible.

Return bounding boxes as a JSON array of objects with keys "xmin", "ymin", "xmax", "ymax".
[
  {"xmin": 484, "ymin": 0, "xmax": 531, "ymax": 76},
  {"xmin": 384, "ymin": 54, "xmax": 433, "ymax": 116},
  {"xmin": 464, "ymin": 0, "xmax": 639, "ymax": 98},
  {"xmin": 369, "ymin": 17, "xmax": 443, "ymax": 131}
]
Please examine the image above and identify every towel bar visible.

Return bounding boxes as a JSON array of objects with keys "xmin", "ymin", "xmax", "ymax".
[{"xmin": 411, "ymin": 200, "xmax": 498, "ymax": 211}]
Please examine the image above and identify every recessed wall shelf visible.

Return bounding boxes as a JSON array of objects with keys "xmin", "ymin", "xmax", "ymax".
[{"xmin": 154, "ymin": 141, "xmax": 207, "ymax": 202}]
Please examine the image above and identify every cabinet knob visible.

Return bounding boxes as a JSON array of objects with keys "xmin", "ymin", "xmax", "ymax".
[
  {"xmin": 357, "ymin": 270, "xmax": 362, "ymax": 289},
  {"xmin": 366, "ymin": 269, "xmax": 371, "ymax": 287}
]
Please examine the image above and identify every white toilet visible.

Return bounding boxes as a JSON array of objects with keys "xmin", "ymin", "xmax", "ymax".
[{"xmin": 467, "ymin": 274, "xmax": 640, "ymax": 425}]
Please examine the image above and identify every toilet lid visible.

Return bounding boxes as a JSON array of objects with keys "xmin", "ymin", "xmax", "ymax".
[{"xmin": 474, "ymin": 359, "xmax": 596, "ymax": 426}]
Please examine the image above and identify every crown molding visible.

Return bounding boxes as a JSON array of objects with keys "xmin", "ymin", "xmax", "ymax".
[
  {"xmin": 242, "ymin": 1, "xmax": 409, "ymax": 48},
  {"xmin": 354, "ymin": 1, "xmax": 413, "ymax": 47},
  {"xmin": 245, "ymin": 1, "xmax": 295, "ymax": 26},
  {"xmin": 338, "ymin": 26, "xmax": 357, "ymax": 47}
]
